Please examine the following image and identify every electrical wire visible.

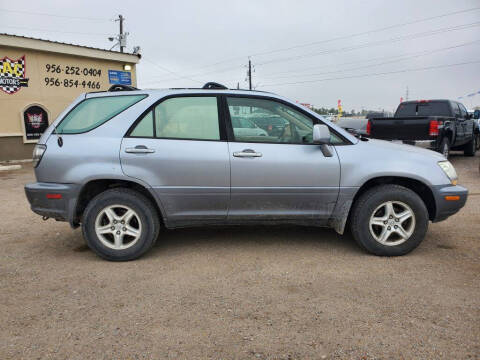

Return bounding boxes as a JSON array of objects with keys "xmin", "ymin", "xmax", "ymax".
[
  {"xmin": 178, "ymin": 6, "xmax": 480, "ymax": 70},
  {"xmin": 142, "ymin": 21, "xmax": 480, "ymax": 85},
  {"xmin": 141, "ymin": 58, "xmax": 203, "ymax": 84},
  {"xmin": 0, "ymin": 8, "xmax": 108, "ymax": 22},
  {"xmin": 261, "ymin": 60, "xmax": 480, "ymax": 87},
  {"xmin": 256, "ymin": 21, "xmax": 480, "ymax": 66},
  {"xmin": 259, "ymin": 39, "xmax": 480, "ymax": 79},
  {"xmin": 0, "ymin": 25, "xmax": 111, "ymax": 36}
]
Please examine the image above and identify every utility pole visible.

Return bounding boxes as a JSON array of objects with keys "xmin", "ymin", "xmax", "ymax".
[
  {"xmin": 405, "ymin": 86, "xmax": 409, "ymax": 101},
  {"xmin": 117, "ymin": 15, "xmax": 125, "ymax": 53},
  {"xmin": 248, "ymin": 59, "xmax": 252, "ymax": 90}
]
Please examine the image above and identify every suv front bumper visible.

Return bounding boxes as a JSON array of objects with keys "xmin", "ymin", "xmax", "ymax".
[
  {"xmin": 431, "ymin": 184, "xmax": 468, "ymax": 222},
  {"xmin": 25, "ymin": 182, "xmax": 80, "ymax": 225}
]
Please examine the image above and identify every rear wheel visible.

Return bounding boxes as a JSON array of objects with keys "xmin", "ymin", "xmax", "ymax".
[
  {"xmin": 82, "ymin": 188, "xmax": 160, "ymax": 261},
  {"xmin": 464, "ymin": 135, "xmax": 477, "ymax": 156},
  {"xmin": 350, "ymin": 184, "xmax": 429, "ymax": 256}
]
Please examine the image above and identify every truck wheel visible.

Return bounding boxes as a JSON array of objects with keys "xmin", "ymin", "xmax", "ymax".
[
  {"xmin": 438, "ymin": 138, "xmax": 450, "ymax": 159},
  {"xmin": 82, "ymin": 188, "xmax": 160, "ymax": 261},
  {"xmin": 464, "ymin": 135, "xmax": 476, "ymax": 156},
  {"xmin": 350, "ymin": 184, "xmax": 429, "ymax": 256}
]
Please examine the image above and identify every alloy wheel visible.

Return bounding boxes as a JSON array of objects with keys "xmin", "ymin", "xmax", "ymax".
[
  {"xmin": 369, "ymin": 201, "xmax": 416, "ymax": 246},
  {"xmin": 94, "ymin": 205, "xmax": 142, "ymax": 250}
]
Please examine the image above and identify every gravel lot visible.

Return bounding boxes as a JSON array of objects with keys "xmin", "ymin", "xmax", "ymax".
[{"xmin": 1, "ymin": 153, "xmax": 479, "ymax": 359}]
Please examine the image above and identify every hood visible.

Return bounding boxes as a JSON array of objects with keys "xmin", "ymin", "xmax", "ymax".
[{"xmin": 364, "ymin": 138, "xmax": 445, "ymax": 161}]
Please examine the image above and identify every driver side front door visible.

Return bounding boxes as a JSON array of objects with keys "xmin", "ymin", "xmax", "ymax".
[{"xmin": 224, "ymin": 96, "xmax": 341, "ymax": 223}]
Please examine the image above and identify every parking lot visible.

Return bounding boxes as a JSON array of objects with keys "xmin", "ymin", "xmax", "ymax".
[{"xmin": 0, "ymin": 153, "xmax": 479, "ymax": 359}]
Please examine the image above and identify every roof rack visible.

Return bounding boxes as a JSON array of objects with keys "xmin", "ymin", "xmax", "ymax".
[
  {"xmin": 202, "ymin": 82, "xmax": 228, "ymax": 90},
  {"xmin": 108, "ymin": 84, "xmax": 139, "ymax": 92}
]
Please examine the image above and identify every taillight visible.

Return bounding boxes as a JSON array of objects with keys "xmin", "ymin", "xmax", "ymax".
[
  {"xmin": 366, "ymin": 120, "xmax": 371, "ymax": 135},
  {"xmin": 429, "ymin": 120, "xmax": 441, "ymax": 136},
  {"xmin": 32, "ymin": 144, "xmax": 47, "ymax": 168}
]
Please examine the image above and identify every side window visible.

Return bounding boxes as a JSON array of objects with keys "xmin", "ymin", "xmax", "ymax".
[
  {"xmin": 130, "ymin": 111, "xmax": 154, "ymax": 137},
  {"xmin": 154, "ymin": 97, "xmax": 220, "ymax": 140},
  {"xmin": 453, "ymin": 103, "xmax": 461, "ymax": 118},
  {"xmin": 57, "ymin": 95, "xmax": 146, "ymax": 134},
  {"xmin": 458, "ymin": 103, "xmax": 468, "ymax": 118},
  {"xmin": 226, "ymin": 97, "xmax": 314, "ymax": 144}
]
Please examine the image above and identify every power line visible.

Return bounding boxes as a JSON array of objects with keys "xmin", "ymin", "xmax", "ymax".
[
  {"xmin": 256, "ymin": 21, "xmax": 480, "ymax": 66},
  {"xmin": 259, "ymin": 39, "xmax": 480, "ymax": 79},
  {"xmin": 0, "ymin": 8, "xmax": 108, "ymax": 22},
  {"xmin": 176, "ymin": 6, "xmax": 480, "ymax": 71},
  {"xmin": 141, "ymin": 58, "xmax": 203, "ymax": 84},
  {"xmin": 261, "ymin": 60, "xmax": 480, "ymax": 87},
  {"xmin": 145, "ymin": 21, "xmax": 480, "ymax": 85},
  {"xmin": 0, "ymin": 25, "xmax": 111, "ymax": 36}
]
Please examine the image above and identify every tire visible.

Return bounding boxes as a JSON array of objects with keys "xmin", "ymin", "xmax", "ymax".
[
  {"xmin": 464, "ymin": 135, "xmax": 476, "ymax": 156},
  {"xmin": 438, "ymin": 137, "xmax": 450, "ymax": 159},
  {"xmin": 350, "ymin": 184, "xmax": 429, "ymax": 256},
  {"xmin": 82, "ymin": 188, "xmax": 160, "ymax": 261}
]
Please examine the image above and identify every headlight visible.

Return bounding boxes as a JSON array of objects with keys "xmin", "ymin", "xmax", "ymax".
[
  {"xmin": 32, "ymin": 144, "xmax": 46, "ymax": 168},
  {"xmin": 438, "ymin": 161, "xmax": 458, "ymax": 185}
]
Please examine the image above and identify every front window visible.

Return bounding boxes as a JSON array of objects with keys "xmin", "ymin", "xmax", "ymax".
[
  {"xmin": 226, "ymin": 97, "xmax": 343, "ymax": 144},
  {"xmin": 227, "ymin": 97, "xmax": 315, "ymax": 144}
]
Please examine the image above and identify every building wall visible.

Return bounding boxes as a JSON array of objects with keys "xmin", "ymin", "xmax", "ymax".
[{"xmin": 0, "ymin": 45, "xmax": 137, "ymax": 160}]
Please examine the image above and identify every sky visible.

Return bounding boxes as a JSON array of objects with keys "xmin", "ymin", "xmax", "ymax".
[{"xmin": 1, "ymin": 0, "xmax": 479, "ymax": 112}]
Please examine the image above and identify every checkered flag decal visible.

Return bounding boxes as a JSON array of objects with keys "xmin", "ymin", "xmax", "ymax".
[{"xmin": 0, "ymin": 56, "xmax": 29, "ymax": 94}]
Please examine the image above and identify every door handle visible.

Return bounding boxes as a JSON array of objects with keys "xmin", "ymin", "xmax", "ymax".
[
  {"xmin": 125, "ymin": 145, "xmax": 155, "ymax": 154},
  {"xmin": 233, "ymin": 149, "xmax": 262, "ymax": 158}
]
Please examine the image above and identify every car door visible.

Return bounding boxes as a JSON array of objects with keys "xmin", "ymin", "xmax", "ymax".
[
  {"xmin": 224, "ymin": 96, "xmax": 341, "ymax": 222},
  {"xmin": 458, "ymin": 102, "xmax": 474, "ymax": 143},
  {"xmin": 452, "ymin": 102, "xmax": 465, "ymax": 145},
  {"xmin": 120, "ymin": 95, "xmax": 230, "ymax": 225}
]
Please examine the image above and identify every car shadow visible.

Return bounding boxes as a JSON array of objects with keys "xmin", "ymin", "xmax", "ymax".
[{"xmin": 148, "ymin": 225, "xmax": 362, "ymax": 256}]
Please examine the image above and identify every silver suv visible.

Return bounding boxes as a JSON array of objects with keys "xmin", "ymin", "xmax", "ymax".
[{"xmin": 25, "ymin": 83, "xmax": 468, "ymax": 261}]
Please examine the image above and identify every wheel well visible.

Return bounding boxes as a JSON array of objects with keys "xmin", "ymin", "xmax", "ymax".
[
  {"xmin": 74, "ymin": 179, "xmax": 163, "ymax": 225},
  {"xmin": 348, "ymin": 177, "xmax": 436, "ymax": 225},
  {"xmin": 444, "ymin": 130, "xmax": 453, "ymax": 143}
]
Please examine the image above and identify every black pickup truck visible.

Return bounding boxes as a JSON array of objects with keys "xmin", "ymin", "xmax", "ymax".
[{"xmin": 367, "ymin": 99, "xmax": 478, "ymax": 158}]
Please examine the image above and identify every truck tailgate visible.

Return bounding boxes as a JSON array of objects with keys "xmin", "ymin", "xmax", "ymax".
[{"xmin": 369, "ymin": 117, "xmax": 431, "ymax": 140}]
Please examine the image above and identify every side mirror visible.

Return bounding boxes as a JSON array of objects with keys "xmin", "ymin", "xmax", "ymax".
[
  {"xmin": 474, "ymin": 110, "xmax": 480, "ymax": 119},
  {"xmin": 313, "ymin": 124, "xmax": 331, "ymax": 144}
]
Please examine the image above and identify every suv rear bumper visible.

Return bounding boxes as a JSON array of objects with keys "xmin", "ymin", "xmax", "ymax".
[
  {"xmin": 25, "ymin": 182, "xmax": 80, "ymax": 225},
  {"xmin": 431, "ymin": 184, "xmax": 468, "ymax": 222}
]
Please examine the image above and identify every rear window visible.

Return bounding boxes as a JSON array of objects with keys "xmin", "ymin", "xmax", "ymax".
[
  {"xmin": 57, "ymin": 95, "xmax": 146, "ymax": 134},
  {"xmin": 395, "ymin": 102, "xmax": 451, "ymax": 117}
]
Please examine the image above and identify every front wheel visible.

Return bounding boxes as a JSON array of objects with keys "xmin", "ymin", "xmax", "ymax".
[
  {"xmin": 350, "ymin": 185, "xmax": 429, "ymax": 256},
  {"xmin": 82, "ymin": 188, "xmax": 160, "ymax": 261}
]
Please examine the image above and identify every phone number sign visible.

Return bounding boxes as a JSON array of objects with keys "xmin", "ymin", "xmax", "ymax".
[{"xmin": 44, "ymin": 63, "xmax": 103, "ymax": 89}]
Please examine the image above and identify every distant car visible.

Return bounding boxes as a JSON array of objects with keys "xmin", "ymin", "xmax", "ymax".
[
  {"xmin": 366, "ymin": 112, "xmax": 390, "ymax": 119},
  {"xmin": 337, "ymin": 117, "xmax": 368, "ymax": 135},
  {"xmin": 231, "ymin": 116, "xmax": 268, "ymax": 138},
  {"xmin": 367, "ymin": 100, "xmax": 477, "ymax": 158},
  {"xmin": 251, "ymin": 114, "xmax": 288, "ymax": 136}
]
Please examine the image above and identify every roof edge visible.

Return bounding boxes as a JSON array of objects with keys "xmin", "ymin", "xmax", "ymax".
[{"xmin": 0, "ymin": 33, "xmax": 140, "ymax": 63}]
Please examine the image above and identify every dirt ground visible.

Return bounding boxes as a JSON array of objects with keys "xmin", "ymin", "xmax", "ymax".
[{"xmin": 0, "ymin": 153, "xmax": 479, "ymax": 360}]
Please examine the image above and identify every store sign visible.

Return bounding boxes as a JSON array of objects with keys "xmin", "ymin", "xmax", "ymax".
[
  {"xmin": 0, "ymin": 55, "xmax": 29, "ymax": 94},
  {"xmin": 108, "ymin": 70, "xmax": 132, "ymax": 85},
  {"xmin": 23, "ymin": 106, "xmax": 49, "ymax": 141}
]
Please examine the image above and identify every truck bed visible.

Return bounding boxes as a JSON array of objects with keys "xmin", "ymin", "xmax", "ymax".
[{"xmin": 369, "ymin": 116, "xmax": 451, "ymax": 141}]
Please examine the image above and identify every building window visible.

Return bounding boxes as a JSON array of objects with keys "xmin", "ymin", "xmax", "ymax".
[{"xmin": 23, "ymin": 105, "xmax": 49, "ymax": 141}]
